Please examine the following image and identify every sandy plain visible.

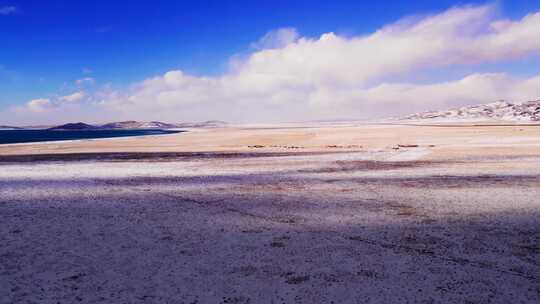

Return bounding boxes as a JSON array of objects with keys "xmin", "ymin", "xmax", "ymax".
[{"xmin": 1, "ymin": 123, "xmax": 539, "ymax": 303}]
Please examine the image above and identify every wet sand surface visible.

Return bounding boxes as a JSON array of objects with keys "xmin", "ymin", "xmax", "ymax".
[{"xmin": 1, "ymin": 124, "xmax": 540, "ymax": 303}]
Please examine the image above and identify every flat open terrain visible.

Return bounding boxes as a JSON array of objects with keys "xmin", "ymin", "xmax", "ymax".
[{"xmin": 1, "ymin": 123, "xmax": 540, "ymax": 303}]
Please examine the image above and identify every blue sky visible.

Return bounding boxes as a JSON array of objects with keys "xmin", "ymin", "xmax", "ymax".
[{"xmin": 2, "ymin": 1, "xmax": 540, "ymax": 124}]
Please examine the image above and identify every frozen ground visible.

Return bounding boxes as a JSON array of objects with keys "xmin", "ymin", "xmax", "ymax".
[{"xmin": 1, "ymin": 146, "xmax": 539, "ymax": 303}]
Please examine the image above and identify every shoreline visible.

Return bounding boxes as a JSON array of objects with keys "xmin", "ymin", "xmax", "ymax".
[
  {"xmin": 1, "ymin": 123, "xmax": 539, "ymax": 160},
  {"xmin": 0, "ymin": 128, "xmax": 184, "ymax": 146}
]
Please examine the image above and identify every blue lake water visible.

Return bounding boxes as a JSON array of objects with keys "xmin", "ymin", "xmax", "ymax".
[{"xmin": 0, "ymin": 129, "xmax": 182, "ymax": 145}]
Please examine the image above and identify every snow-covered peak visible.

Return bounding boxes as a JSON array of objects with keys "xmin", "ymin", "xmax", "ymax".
[{"xmin": 402, "ymin": 100, "xmax": 540, "ymax": 122}]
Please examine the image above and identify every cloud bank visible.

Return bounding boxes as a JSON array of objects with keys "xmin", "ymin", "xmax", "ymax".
[{"xmin": 4, "ymin": 4, "xmax": 540, "ymax": 124}]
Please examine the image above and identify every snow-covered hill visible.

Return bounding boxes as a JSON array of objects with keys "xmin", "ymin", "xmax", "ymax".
[
  {"xmin": 101, "ymin": 120, "xmax": 227, "ymax": 129},
  {"xmin": 402, "ymin": 100, "xmax": 540, "ymax": 122},
  {"xmin": 101, "ymin": 121, "xmax": 179, "ymax": 129},
  {"xmin": 0, "ymin": 125, "xmax": 22, "ymax": 130}
]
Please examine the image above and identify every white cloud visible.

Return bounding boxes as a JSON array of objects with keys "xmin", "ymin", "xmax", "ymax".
[
  {"xmin": 97, "ymin": 5, "xmax": 540, "ymax": 120},
  {"xmin": 75, "ymin": 77, "xmax": 95, "ymax": 85},
  {"xmin": 25, "ymin": 99, "xmax": 51, "ymax": 113},
  {"xmin": 0, "ymin": 6, "xmax": 16, "ymax": 15},
  {"xmin": 5, "ymin": 4, "xmax": 540, "ymax": 124},
  {"xmin": 20, "ymin": 91, "xmax": 86, "ymax": 115},
  {"xmin": 232, "ymin": 5, "xmax": 540, "ymax": 88},
  {"xmin": 323, "ymin": 73, "xmax": 540, "ymax": 117},
  {"xmin": 250, "ymin": 27, "xmax": 299, "ymax": 50},
  {"xmin": 60, "ymin": 91, "xmax": 86, "ymax": 102}
]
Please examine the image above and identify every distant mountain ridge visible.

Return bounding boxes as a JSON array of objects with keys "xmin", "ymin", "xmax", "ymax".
[
  {"xmin": 101, "ymin": 121, "xmax": 179, "ymax": 129},
  {"xmin": 0, "ymin": 125, "xmax": 22, "ymax": 130},
  {"xmin": 402, "ymin": 100, "xmax": 540, "ymax": 122},
  {"xmin": 175, "ymin": 120, "xmax": 227, "ymax": 128},
  {"xmin": 48, "ymin": 122, "xmax": 101, "ymax": 130},
  {"xmin": 45, "ymin": 120, "xmax": 227, "ymax": 130}
]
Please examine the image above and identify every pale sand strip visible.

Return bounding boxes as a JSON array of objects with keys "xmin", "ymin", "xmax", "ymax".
[{"xmin": 1, "ymin": 124, "xmax": 540, "ymax": 161}]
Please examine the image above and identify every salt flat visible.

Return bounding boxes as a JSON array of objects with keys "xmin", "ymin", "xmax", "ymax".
[{"xmin": 1, "ymin": 123, "xmax": 540, "ymax": 303}]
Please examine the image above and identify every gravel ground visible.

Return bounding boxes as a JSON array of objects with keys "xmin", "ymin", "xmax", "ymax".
[{"xmin": 1, "ymin": 149, "xmax": 540, "ymax": 303}]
